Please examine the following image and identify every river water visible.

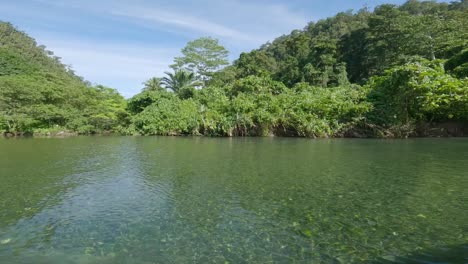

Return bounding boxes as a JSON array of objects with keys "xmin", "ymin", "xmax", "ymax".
[{"xmin": 0, "ymin": 137, "xmax": 466, "ymax": 263}]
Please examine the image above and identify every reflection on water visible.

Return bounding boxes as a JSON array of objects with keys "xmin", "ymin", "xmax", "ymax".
[{"xmin": 0, "ymin": 137, "xmax": 467, "ymax": 263}]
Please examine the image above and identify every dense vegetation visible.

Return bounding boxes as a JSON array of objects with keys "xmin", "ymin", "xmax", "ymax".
[
  {"xmin": 1, "ymin": 0, "xmax": 467, "ymax": 137},
  {"xmin": 0, "ymin": 22, "xmax": 127, "ymax": 135}
]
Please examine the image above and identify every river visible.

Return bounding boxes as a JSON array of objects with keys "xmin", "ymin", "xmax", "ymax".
[{"xmin": 0, "ymin": 137, "xmax": 466, "ymax": 263}]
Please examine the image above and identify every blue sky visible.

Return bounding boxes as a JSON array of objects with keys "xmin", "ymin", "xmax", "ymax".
[{"xmin": 0, "ymin": 0, "xmax": 438, "ymax": 97}]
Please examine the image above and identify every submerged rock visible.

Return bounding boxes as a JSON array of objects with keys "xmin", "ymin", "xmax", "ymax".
[{"xmin": 1, "ymin": 238, "xmax": 11, "ymax": 244}]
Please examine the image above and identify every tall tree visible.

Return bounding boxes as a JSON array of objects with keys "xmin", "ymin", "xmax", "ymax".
[{"xmin": 171, "ymin": 37, "xmax": 229, "ymax": 83}]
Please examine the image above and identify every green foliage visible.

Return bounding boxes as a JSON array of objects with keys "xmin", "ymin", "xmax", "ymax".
[
  {"xmin": 228, "ymin": 1, "xmax": 467, "ymax": 86},
  {"xmin": 0, "ymin": 47, "xmax": 39, "ymax": 76},
  {"xmin": 132, "ymin": 97, "xmax": 200, "ymax": 135},
  {"xmin": 366, "ymin": 59, "xmax": 468, "ymax": 136},
  {"xmin": 142, "ymin": 77, "xmax": 164, "ymax": 92},
  {"xmin": 228, "ymin": 75, "xmax": 287, "ymax": 96},
  {"xmin": 126, "ymin": 1, "xmax": 466, "ymax": 138},
  {"xmin": 171, "ymin": 37, "xmax": 229, "ymax": 83},
  {"xmin": 206, "ymin": 65, "xmax": 239, "ymax": 87},
  {"xmin": 82, "ymin": 85, "xmax": 128, "ymax": 132},
  {"xmin": 127, "ymin": 90, "xmax": 174, "ymax": 115},
  {"xmin": 0, "ymin": 21, "xmax": 126, "ymax": 134},
  {"xmin": 195, "ymin": 86, "xmax": 234, "ymax": 136},
  {"xmin": 277, "ymin": 84, "xmax": 370, "ymax": 137},
  {"xmin": 445, "ymin": 49, "xmax": 468, "ymax": 78},
  {"xmin": 129, "ymin": 76, "xmax": 369, "ymax": 137},
  {"xmin": 235, "ymin": 50, "xmax": 277, "ymax": 78},
  {"xmin": 2, "ymin": 1, "xmax": 467, "ymax": 138},
  {"xmin": 160, "ymin": 70, "xmax": 198, "ymax": 97}
]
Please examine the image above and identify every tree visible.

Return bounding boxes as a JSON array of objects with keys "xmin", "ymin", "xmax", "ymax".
[
  {"xmin": 0, "ymin": 21, "xmax": 127, "ymax": 134},
  {"xmin": 445, "ymin": 49, "xmax": 468, "ymax": 78},
  {"xmin": 125, "ymin": 1, "xmax": 468, "ymax": 138},
  {"xmin": 171, "ymin": 37, "xmax": 229, "ymax": 83},
  {"xmin": 366, "ymin": 59, "xmax": 468, "ymax": 137},
  {"xmin": 127, "ymin": 89, "xmax": 173, "ymax": 115},
  {"xmin": 160, "ymin": 70, "xmax": 197, "ymax": 95},
  {"xmin": 142, "ymin": 77, "xmax": 163, "ymax": 92},
  {"xmin": 234, "ymin": 50, "xmax": 277, "ymax": 78},
  {"xmin": 132, "ymin": 97, "xmax": 200, "ymax": 135}
]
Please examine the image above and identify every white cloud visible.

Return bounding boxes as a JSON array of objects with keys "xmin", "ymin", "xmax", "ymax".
[
  {"xmin": 108, "ymin": 0, "xmax": 308, "ymax": 45},
  {"xmin": 26, "ymin": 0, "xmax": 309, "ymax": 45},
  {"xmin": 110, "ymin": 8, "xmax": 259, "ymax": 43}
]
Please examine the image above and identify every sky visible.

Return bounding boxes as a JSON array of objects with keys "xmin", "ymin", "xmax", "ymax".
[{"xmin": 0, "ymin": 0, "xmax": 429, "ymax": 97}]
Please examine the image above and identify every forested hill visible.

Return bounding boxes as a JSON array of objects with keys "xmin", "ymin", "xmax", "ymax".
[
  {"xmin": 232, "ymin": 0, "xmax": 467, "ymax": 86},
  {"xmin": 127, "ymin": 0, "xmax": 468, "ymax": 138},
  {"xmin": 0, "ymin": 22, "xmax": 127, "ymax": 135},
  {"xmin": 1, "ymin": 0, "xmax": 468, "ymax": 137}
]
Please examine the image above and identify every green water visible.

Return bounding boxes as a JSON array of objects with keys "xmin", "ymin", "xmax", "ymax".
[{"xmin": 0, "ymin": 137, "xmax": 466, "ymax": 263}]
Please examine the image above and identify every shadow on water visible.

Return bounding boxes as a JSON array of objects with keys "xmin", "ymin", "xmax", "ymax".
[
  {"xmin": 0, "ymin": 137, "xmax": 150, "ymax": 262},
  {"xmin": 375, "ymin": 244, "xmax": 468, "ymax": 263}
]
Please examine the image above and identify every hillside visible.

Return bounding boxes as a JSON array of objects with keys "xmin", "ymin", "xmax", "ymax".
[
  {"xmin": 0, "ymin": 22, "xmax": 127, "ymax": 135},
  {"xmin": 127, "ymin": 0, "xmax": 468, "ymax": 137},
  {"xmin": 1, "ymin": 0, "xmax": 467, "ymax": 137},
  {"xmin": 234, "ymin": 0, "xmax": 467, "ymax": 85}
]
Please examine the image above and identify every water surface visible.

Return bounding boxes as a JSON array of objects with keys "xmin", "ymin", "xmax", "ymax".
[{"xmin": 0, "ymin": 137, "xmax": 467, "ymax": 263}]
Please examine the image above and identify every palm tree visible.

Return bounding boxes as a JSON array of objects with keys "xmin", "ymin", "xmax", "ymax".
[
  {"xmin": 160, "ymin": 70, "xmax": 197, "ymax": 93},
  {"xmin": 142, "ymin": 77, "xmax": 163, "ymax": 92}
]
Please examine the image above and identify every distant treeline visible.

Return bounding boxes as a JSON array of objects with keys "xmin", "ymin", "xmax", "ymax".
[{"xmin": 1, "ymin": 0, "xmax": 467, "ymax": 137}]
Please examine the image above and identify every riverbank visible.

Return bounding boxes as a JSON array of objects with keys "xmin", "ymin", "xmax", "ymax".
[
  {"xmin": 1, "ymin": 127, "xmax": 79, "ymax": 138},
  {"xmin": 3, "ymin": 122, "xmax": 468, "ymax": 139}
]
